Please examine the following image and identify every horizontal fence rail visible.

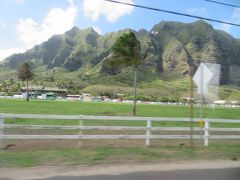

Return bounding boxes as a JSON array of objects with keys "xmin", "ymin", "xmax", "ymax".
[
  {"xmin": 1, "ymin": 125, "xmax": 240, "ymax": 132},
  {"xmin": 1, "ymin": 113, "xmax": 240, "ymax": 123},
  {"xmin": 0, "ymin": 113, "xmax": 240, "ymax": 148},
  {"xmin": 1, "ymin": 135, "xmax": 240, "ymax": 140}
]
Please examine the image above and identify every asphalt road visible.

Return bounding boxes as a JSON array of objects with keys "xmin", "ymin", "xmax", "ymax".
[{"xmin": 36, "ymin": 168, "xmax": 240, "ymax": 180}]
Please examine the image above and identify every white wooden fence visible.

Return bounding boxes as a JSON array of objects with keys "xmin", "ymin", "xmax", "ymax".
[{"xmin": 0, "ymin": 113, "xmax": 240, "ymax": 148}]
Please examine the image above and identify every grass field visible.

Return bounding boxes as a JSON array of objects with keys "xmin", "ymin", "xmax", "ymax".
[
  {"xmin": 0, "ymin": 99, "xmax": 239, "ymax": 167},
  {"xmin": 1, "ymin": 98, "xmax": 240, "ymax": 127},
  {"xmin": 1, "ymin": 99, "xmax": 240, "ymax": 118}
]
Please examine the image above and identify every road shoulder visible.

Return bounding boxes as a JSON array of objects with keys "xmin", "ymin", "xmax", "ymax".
[{"xmin": 0, "ymin": 160, "xmax": 240, "ymax": 180}]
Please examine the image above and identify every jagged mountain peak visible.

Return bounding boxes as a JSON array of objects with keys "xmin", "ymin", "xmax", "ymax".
[
  {"xmin": 151, "ymin": 21, "xmax": 185, "ymax": 32},
  {"xmin": 191, "ymin": 20, "xmax": 213, "ymax": 26},
  {"xmin": 86, "ymin": 27, "xmax": 99, "ymax": 35},
  {"xmin": 1, "ymin": 20, "xmax": 240, "ymax": 86},
  {"xmin": 65, "ymin": 26, "xmax": 81, "ymax": 37}
]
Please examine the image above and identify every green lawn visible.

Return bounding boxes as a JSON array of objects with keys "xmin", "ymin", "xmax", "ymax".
[
  {"xmin": 1, "ymin": 99, "xmax": 240, "ymax": 118},
  {"xmin": 1, "ymin": 99, "xmax": 240, "ymax": 127}
]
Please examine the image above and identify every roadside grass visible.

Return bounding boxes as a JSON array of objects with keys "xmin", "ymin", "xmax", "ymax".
[{"xmin": 0, "ymin": 142, "xmax": 239, "ymax": 167}]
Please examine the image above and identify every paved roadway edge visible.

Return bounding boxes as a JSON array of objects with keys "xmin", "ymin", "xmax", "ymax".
[{"xmin": 0, "ymin": 160, "xmax": 240, "ymax": 180}]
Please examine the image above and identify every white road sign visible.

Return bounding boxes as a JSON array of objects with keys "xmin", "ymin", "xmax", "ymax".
[{"xmin": 193, "ymin": 63, "xmax": 213, "ymax": 94}]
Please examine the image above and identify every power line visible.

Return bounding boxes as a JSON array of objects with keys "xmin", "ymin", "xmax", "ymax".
[
  {"xmin": 204, "ymin": 0, "xmax": 240, "ymax": 9},
  {"xmin": 104, "ymin": 0, "xmax": 240, "ymax": 27}
]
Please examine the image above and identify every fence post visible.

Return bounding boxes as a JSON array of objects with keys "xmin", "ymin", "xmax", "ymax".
[
  {"xmin": 145, "ymin": 119, "xmax": 151, "ymax": 146},
  {"xmin": 78, "ymin": 115, "xmax": 84, "ymax": 147},
  {"xmin": 0, "ymin": 116, "xmax": 4, "ymax": 149},
  {"xmin": 204, "ymin": 119, "xmax": 209, "ymax": 146}
]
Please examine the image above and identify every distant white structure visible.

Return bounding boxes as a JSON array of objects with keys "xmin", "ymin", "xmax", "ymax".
[
  {"xmin": 12, "ymin": 93, "xmax": 27, "ymax": 99},
  {"xmin": 214, "ymin": 100, "xmax": 226, "ymax": 105},
  {"xmin": 37, "ymin": 94, "xmax": 47, "ymax": 100},
  {"xmin": 151, "ymin": 31, "xmax": 158, "ymax": 35},
  {"xmin": 66, "ymin": 95, "xmax": 81, "ymax": 101},
  {"xmin": 230, "ymin": 101, "xmax": 239, "ymax": 105},
  {"xmin": 22, "ymin": 92, "xmax": 27, "ymax": 99},
  {"xmin": 81, "ymin": 93, "xmax": 92, "ymax": 102},
  {"xmin": 13, "ymin": 94, "xmax": 22, "ymax": 99}
]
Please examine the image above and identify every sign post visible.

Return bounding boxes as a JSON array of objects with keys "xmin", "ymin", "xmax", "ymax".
[
  {"xmin": 79, "ymin": 115, "xmax": 83, "ymax": 147},
  {"xmin": 193, "ymin": 63, "xmax": 213, "ymax": 145},
  {"xmin": 0, "ymin": 116, "xmax": 4, "ymax": 149}
]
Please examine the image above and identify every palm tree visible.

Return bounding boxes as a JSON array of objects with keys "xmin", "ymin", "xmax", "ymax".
[
  {"xmin": 17, "ymin": 62, "xmax": 35, "ymax": 101},
  {"xmin": 8, "ymin": 78, "xmax": 14, "ymax": 87},
  {"xmin": 109, "ymin": 32, "xmax": 143, "ymax": 115}
]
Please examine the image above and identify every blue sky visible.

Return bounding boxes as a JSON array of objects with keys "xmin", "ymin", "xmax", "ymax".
[{"xmin": 0, "ymin": 0, "xmax": 240, "ymax": 61}]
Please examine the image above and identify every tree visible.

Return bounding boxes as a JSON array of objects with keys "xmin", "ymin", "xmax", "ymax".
[
  {"xmin": 1, "ymin": 81, "xmax": 7, "ymax": 92},
  {"xmin": 109, "ymin": 32, "xmax": 143, "ymax": 115},
  {"xmin": 17, "ymin": 62, "xmax": 35, "ymax": 101},
  {"xmin": 8, "ymin": 78, "xmax": 14, "ymax": 87}
]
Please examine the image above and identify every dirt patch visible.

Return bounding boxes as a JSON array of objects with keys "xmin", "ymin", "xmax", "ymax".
[{"xmin": 3, "ymin": 139, "xmax": 149, "ymax": 150}]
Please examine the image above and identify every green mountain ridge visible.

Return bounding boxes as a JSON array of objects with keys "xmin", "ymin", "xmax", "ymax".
[{"xmin": 0, "ymin": 20, "xmax": 240, "ymax": 100}]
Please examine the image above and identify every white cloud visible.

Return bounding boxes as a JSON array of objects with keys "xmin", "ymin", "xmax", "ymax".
[
  {"xmin": 83, "ymin": 0, "xmax": 134, "ymax": 23},
  {"xmin": 218, "ymin": 8, "xmax": 240, "ymax": 33},
  {"xmin": 92, "ymin": 26, "xmax": 102, "ymax": 34},
  {"xmin": 186, "ymin": 8, "xmax": 208, "ymax": 17},
  {"xmin": 0, "ymin": 22, "xmax": 6, "ymax": 28},
  {"xmin": 219, "ymin": 24, "xmax": 231, "ymax": 33},
  {"xmin": 17, "ymin": 0, "xmax": 78, "ymax": 48},
  {"xmin": 232, "ymin": 9, "xmax": 240, "ymax": 23},
  {"xmin": 0, "ymin": 48, "xmax": 26, "ymax": 61},
  {"xmin": 14, "ymin": 0, "xmax": 25, "ymax": 4}
]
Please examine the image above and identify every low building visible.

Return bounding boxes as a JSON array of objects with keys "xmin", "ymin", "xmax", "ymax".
[
  {"xmin": 37, "ymin": 93, "xmax": 56, "ymax": 100},
  {"xmin": 92, "ymin": 96, "xmax": 102, "ymax": 102},
  {"xmin": 66, "ymin": 95, "xmax": 81, "ymax": 100},
  {"xmin": 21, "ymin": 86, "xmax": 67, "ymax": 96}
]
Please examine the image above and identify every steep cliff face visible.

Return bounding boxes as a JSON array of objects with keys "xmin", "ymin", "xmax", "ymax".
[
  {"xmin": 162, "ymin": 39, "xmax": 189, "ymax": 77},
  {"xmin": 149, "ymin": 20, "xmax": 240, "ymax": 85},
  {"xmin": 1, "ymin": 21, "xmax": 240, "ymax": 86}
]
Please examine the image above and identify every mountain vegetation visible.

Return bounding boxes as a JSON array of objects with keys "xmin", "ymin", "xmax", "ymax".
[{"xmin": 0, "ymin": 20, "xmax": 240, "ymax": 100}]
